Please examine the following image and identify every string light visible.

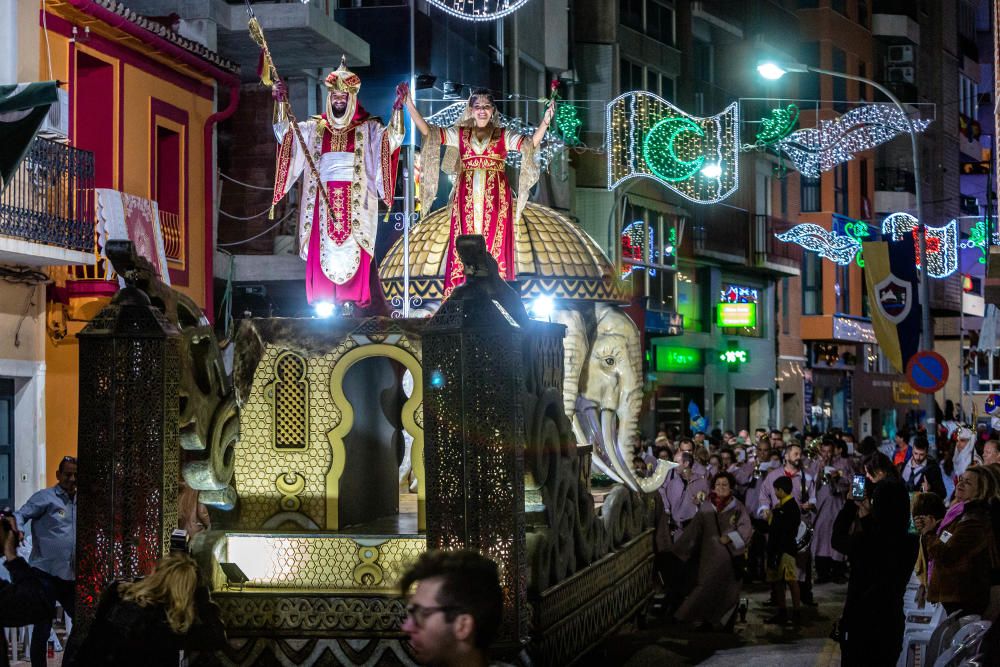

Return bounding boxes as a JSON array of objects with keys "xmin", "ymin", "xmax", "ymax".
[
  {"xmin": 607, "ymin": 91, "xmax": 740, "ymax": 204},
  {"xmin": 775, "ymin": 223, "xmax": 860, "ymax": 265},
  {"xmin": 835, "ymin": 215, "xmax": 873, "ymax": 268},
  {"xmin": 423, "ymin": 101, "xmax": 566, "ymax": 171},
  {"xmin": 775, "ymin": 104, "xmax": 932, "ymax": 177},
  {"xmin": 426, "ymin": 0, "xmax": 531, "ymax": 21},
  {"xmin": 960, "ymin": 218, "xmax": 988, "ymax": 265},
  {"xmin": 754, "ymin": 104, "xmax": 799, "ymax": 146},
  {"xmin": 553, "ymin": 102, "xmax": 582, "ymax": 146},
  {"xmin": 881, "ymin": 212, "xmax": 958, "ymax": 278}
]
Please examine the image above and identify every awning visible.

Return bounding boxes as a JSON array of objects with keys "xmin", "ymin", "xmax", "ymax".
[{"xmin": 0, "ymin": 81, "xmax": 60, "ymax": 191}]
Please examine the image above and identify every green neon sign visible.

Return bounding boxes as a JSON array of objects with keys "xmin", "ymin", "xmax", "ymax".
[
  {"xmin": 654, "ymin": 346, "xmax": 703, "ymax": 373},
  {"xmin": 717, "ymin": 303, "xmax": 757, "ymax": 328},
  {"xmin": 719, "ymin": 349, "xmax": 750, "ymax": 365}
]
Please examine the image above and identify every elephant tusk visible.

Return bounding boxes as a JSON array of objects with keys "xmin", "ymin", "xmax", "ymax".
[{"xmin": 601, "ymin": 409, "xmax": 641, "ymax": 493}]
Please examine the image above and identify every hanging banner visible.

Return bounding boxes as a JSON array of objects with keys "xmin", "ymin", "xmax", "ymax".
[{"xmin": 862, "ymin": 240, "xmax": 922, "ymax": 373}]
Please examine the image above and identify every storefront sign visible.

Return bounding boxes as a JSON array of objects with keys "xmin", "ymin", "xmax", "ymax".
[
  {"xmin": 892, "ymin": 381, "xmax": 921, "ymax": 406},
  {"xmin": 719, "ymin": 349, "xmax": 750, "ymax": 365},
  {"xmin": 717, "ymin": 302, "xmax": 756, "ymax": 327},
  {"xmin": 655, "ymin": 346, "xmax": 703, "ymax": 373}
]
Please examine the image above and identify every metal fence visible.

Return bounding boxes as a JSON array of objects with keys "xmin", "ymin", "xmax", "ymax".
[{"xmin": 0, "ymin": 136, "xmax": 95, "ymax": 253}]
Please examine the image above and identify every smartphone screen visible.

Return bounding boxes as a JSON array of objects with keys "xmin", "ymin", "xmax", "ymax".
[{"xmin": 851, "ymin": 474, "xmax": 867, "ymax": 500}]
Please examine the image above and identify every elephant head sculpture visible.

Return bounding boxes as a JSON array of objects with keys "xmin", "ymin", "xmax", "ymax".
[{"xmin": 552, "ymin": 304, "xmax": 672, "ymax": 493}]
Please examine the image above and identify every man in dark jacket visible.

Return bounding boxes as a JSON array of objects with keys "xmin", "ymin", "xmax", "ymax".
[
  {"xmin": 0, "ymin": 513, "xmax": 53, "ymax": 667},
  {"xmin": 834, "ymin": 452, "xmax": 917, "ymax": 667},
  {"xmin": 899, "ymin": 437, "xmax": 946, "ymax": 499},
  {"xmin": 764, "ymin": 476, "xmax": 802, "ymax": 625}
]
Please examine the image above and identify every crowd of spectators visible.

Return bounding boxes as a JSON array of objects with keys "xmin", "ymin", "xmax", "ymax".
[{"xmin": 643, "ymin": 418, "xmax": 1000, "ymax": 665}]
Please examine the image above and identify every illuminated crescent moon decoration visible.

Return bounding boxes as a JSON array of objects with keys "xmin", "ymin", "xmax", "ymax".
[
  {"xmin": 607, "ymin": 91, "xmax": 740, "ymax": 204},
  {"xmin": 642, "ymin": 117, "xmax": 705, "ymax": 182}
]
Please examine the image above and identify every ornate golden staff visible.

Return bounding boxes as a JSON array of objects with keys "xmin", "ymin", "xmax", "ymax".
[{"xmin": 245, "ymin": 1, "xmax": 330, "ymax": 219}]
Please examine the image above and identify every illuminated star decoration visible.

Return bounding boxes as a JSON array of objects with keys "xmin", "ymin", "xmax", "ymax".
[
  {"xmin": 881, "ymin": 212, "xmax": 958, "ymax": 278},
  {"xmin": 775, "ymin": 223, "xmax": 860, "ymax": 265},
  {"xmin": 960, "ymin": 218, "xmax": 988, "ymax": 265},
  {"xmin": 754, "ymin": 104, "xmax": 799, "ymax": 146},
  {"xmin": 607, "ymin": 91, "xmax": 740, "ymax": 204},
  {"xmin": 426, "ymin": 0, "xmax": 531, "ymax": 20},
  {"xmin": 620, "ymin": 220, "xmax": 657, "ymax": 279},
  {"xmin": 775, "ymin": 104, "xmax": 932, "ymax": 178},
  {"xmin": 424, "ymin": 101, "xmax": 565, "ymax": 171}
]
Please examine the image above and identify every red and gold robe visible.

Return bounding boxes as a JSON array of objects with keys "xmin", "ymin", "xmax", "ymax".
[{"xmin": 439, "ymin": 126, "xmax": 527, "ymax": 295}]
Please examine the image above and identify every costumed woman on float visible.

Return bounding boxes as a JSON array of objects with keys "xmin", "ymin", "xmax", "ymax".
[{"xmin": 404, "ymin": 89, "xmax": 554, "ymax": 294}]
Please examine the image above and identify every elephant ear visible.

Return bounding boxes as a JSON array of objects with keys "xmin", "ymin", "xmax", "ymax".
[
  {"xmin": 551, "ymin": 308, "xmax": 587, "ymax": 423},
  {"xmin": 594, "ymin": 304, "xmax": 674, "ymax": 493}
]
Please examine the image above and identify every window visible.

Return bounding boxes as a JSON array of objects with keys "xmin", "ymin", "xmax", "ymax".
[
  {"xmin": 620, "ymin": 204, "xmax": 678, "ymax": 313},
  {"xmin": 620, "ymin": 58, "xmax": 644, "ymax": 93},
  {"xmin": 676, "ymin": 269, "xmax": 702, "ymax": 332},
  {"xmin": 693, "ymin": 39, "xmax": 714, "ymax": 84},
  {"xmin": 832, "ymin": 0, "xmax": 847, "ymax": 16},
  {"xmin": 76, "ymin": 52, "xmax": 116, "ymax": 188},
  {"xmin": 836, "ymin": 263, "xmax": 850, "ymax": 314},
  {"xmin": 621, "ymin": 0, "xmax": 643, "ymax": 31},
  {"xmin": 646, "ymin": 0, "xmax": 675, "ymax": 46},
  {"xmin": 799, "ymin": 42, "xmax": 821, "ymax": 110},
  {"xmin": 863, "ymin": 344, "xmax": 893, "ymax": 374},
  {"xmin": 964, "ymin": 347, "xmax": 1000, "ymax": 392},
  {"xmin": 834, "ymin": 163, "xmax": 849, "ymax": 215},
  {"xmin": 803, "ymin": 252, "xmax": 823, "ymax": 315},
  {"xmin": 832, "ymin": 47, "xmax": 848, "ymax": 112},
  {"xmin": 798, "ymin": 0, "xmax": 819, "ymax": 7},
  {"xmin": 781, "ymin": 277, "xmax": 790, "ymax": 334},
  {"xmin": 801, "ymin": 175, "xmax": 822, "ymax": 212},
  {"xmin": 647, "ymin": 69, "xmax": 675, "ymax": 101},
  {"xmin": 857, "ymin": 0, "xmax": 869, "ymax": 28},
  {"xmin": 780, "ymin": 177, "xmax": 788, "ymax": 217},
  {"xmin": 621, "ymin": 0, "xmax": 674, "ymax": 46},
  {"xmin": 959, "ymin": 74, "xmax": 978, "ymax": 118},
  {"xmin": 859, "ymin": 159, "xmax": 869, "ymax": 218}
]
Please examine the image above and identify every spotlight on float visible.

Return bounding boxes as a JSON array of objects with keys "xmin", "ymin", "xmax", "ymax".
[
  {"xmin": 314, "ymin": 301, "xmax": 335, "ymax": 318},
  {"xmin": 700, "ymin": 162, "xmax": 722, "ymax": 179},
  {"xmin": 530, "ymin": 295, "xmax": 555, "ymax": 320}
]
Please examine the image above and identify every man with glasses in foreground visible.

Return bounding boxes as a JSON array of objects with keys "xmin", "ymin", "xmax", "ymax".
[{"xmin": 400, "ymin": 549, "xmax": 509, "ymax": 666}]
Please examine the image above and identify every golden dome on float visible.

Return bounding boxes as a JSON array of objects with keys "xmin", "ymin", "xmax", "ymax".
[{"xmin": 380, "ymin": 202, "xmax": 628, "ymax": 304}]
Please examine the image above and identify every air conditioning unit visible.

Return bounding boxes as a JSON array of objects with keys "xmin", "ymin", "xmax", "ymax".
[
  {"xmin": 888, "ymin": 66, "xmax": 915, "ymax": 84},
  {"xmin": 888, "ymin": 44, "xmax": 915, "ymax": 64},
  {"xmin": 37, "ymin": 88, "xmax": 69, "ymax": 143}
]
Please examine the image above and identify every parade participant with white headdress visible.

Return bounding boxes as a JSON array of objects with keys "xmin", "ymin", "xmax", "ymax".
[{"xmin": 271, "ymin": 58, "xmax": 406, "ymax": 313}]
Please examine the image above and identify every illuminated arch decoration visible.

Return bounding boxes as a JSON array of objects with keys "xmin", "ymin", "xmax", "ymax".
[
  {"xmin": 426, "ymin": 0, "xmax": 531, "ymax": 20},
  {"xmin": 775, "ymin": 104, "xmax": 932, "ymax": 178},
  {"xmin": 881, "ymin": 212, "xmax": 958, "ymax": 278},
  {"xmin": 774, "ymin": 223, "xmax": 860, "ymax": 265},
  {"xmin": 607, "ymin": 91, "xmax": 740, "ymax": 204}
]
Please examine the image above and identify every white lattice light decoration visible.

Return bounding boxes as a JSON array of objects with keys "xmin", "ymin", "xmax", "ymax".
[
  {"xmin": 606, "ymin": 91, "xmax": 740, "ymax": 204},
  {"xmin": 881, "ymin": 212, "xmax": 958, "ymax": 278},
  {"xmin": 424, "ymin": 101, "xmax": 565, "ymax": 171},
  {"xmin": 774, "ymin": 223, "xmax": 860, "ymax": 265},
  {"xmin": 426, "ymin": 0, "xmax": 531, "ymax": 20},
  {"xmin": 776, "ymin": 104, "xmax": 931, "ymax": 177}
]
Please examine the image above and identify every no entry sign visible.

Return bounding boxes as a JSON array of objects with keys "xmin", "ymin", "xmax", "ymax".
[{"xmin": 906, "ymin": 351, "xmax": 949, "ymax": 394}]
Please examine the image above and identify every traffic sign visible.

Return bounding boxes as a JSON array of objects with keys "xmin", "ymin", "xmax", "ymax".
[{"xmin": 906, "ymin": 351, "xmax": 949, "ymax": 394}]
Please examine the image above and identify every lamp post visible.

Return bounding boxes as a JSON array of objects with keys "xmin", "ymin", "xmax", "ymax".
[{"xmin": 758, "ymin": 61, "xmax": 936, "ymax": 448}]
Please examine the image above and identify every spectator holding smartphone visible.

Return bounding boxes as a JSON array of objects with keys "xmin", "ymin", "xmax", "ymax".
[{"xmin": 833, "ymin": 452, "xmax": 916, "ymax": 667}]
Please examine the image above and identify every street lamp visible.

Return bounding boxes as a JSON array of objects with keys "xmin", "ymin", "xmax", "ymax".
[{"xmin": 758, "ymin": 60, "xmax": 937, "ymax": 447}]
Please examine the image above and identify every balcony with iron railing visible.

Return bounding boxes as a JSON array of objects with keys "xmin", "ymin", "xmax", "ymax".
[
  {"xmin": 753, "ymin": 214, "xmax": 802, "ymax": 276},
  {"xmin": 0, "ymin": 136, "xmax": 97, "ymax": 266},
  {"xmin": 692, "ymin": 207, "xmax": 749, "ymax": 263}
]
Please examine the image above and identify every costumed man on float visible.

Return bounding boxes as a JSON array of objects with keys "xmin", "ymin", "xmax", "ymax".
[
  {"xmin": 404, "ymin": 88, "xmax": 553, "ymax": 295},
  {"xmin": 271, "ymin": 57, "xmax": 405, "ymax": 314}
]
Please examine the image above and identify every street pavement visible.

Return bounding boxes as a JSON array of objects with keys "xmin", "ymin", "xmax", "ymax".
[{"xmin": 582, "ymin": 581, "xmax": 847, "ymax": 667}]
